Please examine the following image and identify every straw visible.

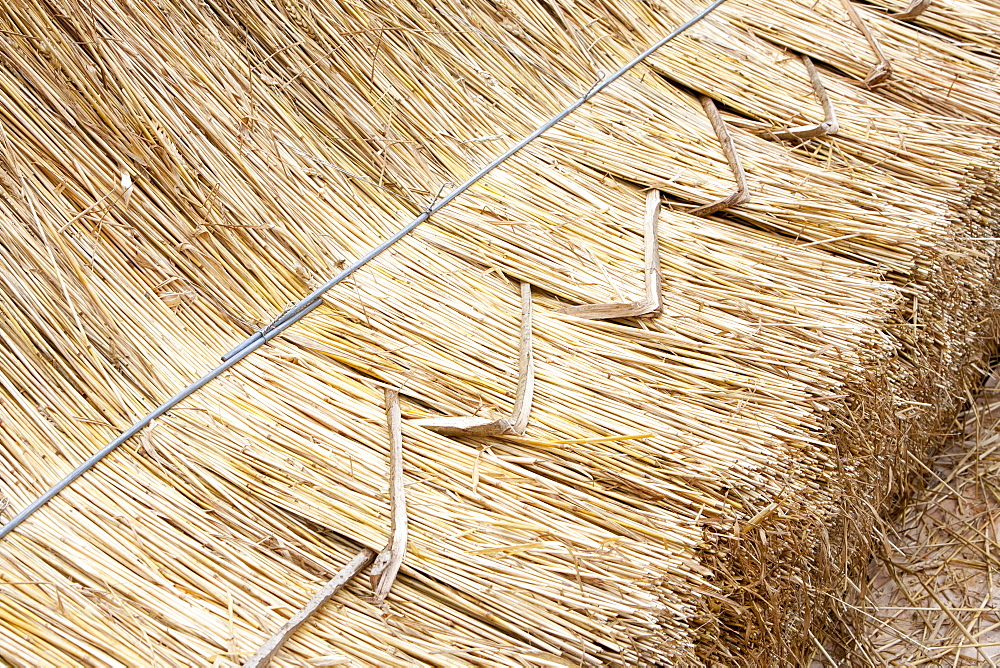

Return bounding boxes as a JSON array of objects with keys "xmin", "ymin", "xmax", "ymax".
[
  {"xmin": 0, "ymin": 0, "xmax": 729, "ymax": 543},
  {"xmin": 0, "ymin": 0, "xmax": 998, "ymax": 664},
  {"xmin": 244, "ymin": 548, "xmax": 377, "ymax": 668},
  {"xmin": 371, "ymin": 389, "xmax": 407, "ymax": 602},
  {"xmin": 859, "ymin": 369, "xmax": 1000, "ymax": 665}
]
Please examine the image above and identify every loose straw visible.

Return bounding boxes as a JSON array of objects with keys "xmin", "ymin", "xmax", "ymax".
[{"xmin": 0, "ymin": 0, "xmax": 728, "ymax": 541}]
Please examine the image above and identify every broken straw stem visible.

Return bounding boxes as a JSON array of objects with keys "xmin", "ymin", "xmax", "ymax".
[
  {"xmin": 242, "ymin": 548, "xmax": 376, "ymax": 668},
  {"xmin": 0, "ymin": 0, "xmax": 728, "ymax": 541}
]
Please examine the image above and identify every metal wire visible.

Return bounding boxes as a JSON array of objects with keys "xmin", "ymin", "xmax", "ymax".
[{"xmin": 0, "ymin": 0, "xmax": 728, "ymax": 541}]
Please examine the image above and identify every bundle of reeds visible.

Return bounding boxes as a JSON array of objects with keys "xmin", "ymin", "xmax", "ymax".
[
  {"xmin": 864, "ymin": 0, "xmax": 1000, "ymax": 58},
  {"xmin": 721, "ymin": 0, "xmax": 1000, "ymax": 121},
  {"xmin": 1, "ymin": 0, "xmax": 999, "ymax": 664}
]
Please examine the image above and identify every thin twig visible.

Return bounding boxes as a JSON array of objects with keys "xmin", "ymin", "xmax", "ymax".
[
  {"xmin": 769, "ymin": 56, "xmax": 839, "ymax": 140},
  {"xmin": 892, "ymin": 0, "xmax": 932, "ymax": 21},
  {"xmin": 838, "ymin": 0, "xmax": 893, "ymax": 87},
  {"xmin": 689, "ymin": 96, "xmax": 749, "ymax": 217},
  {"xmin": 243, "ymin": 548, "xmax": 376, "ymax": 667},
  {"xmin": 559, "ymin": 191, "xmax": 662, "ymax": 319}
]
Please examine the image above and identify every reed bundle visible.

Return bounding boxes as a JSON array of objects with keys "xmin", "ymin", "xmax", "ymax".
[
  {"xmin": 0, "ymin": 0, "xmax": 999, "ymax": 664},
  {"xmin": 721, "ymin": 0, "xmax": 1000, "ymax": 122},
  {"xmin": 864, "ymin": 0, "xmax": 1000, "ymax": 57}
]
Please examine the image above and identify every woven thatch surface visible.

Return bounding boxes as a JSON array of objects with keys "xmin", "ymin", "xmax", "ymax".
[{"xmin": 0, "ymin": 0, "xmax": 999, "ymax": 665}]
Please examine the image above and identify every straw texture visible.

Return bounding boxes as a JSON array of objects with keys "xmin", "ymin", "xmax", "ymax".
[
  {"xmin": 859, "ymin": 369, "xmax": 1000, "ymax": 666},
  {"xmin": 0, "ymin": 0, "xmax": 999, "ymax": 664}
]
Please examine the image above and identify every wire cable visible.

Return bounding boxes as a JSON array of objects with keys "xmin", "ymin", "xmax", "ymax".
[{"xmin": 0, "ymin": 0, "xmax": 727, "ymax": 540}]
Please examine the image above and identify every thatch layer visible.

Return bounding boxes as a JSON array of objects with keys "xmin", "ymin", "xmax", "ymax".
[
  {"xmin": 0, "ymin": 0, "xmax": 998, "ymax": 665},
  {"xmin": 700, "ymin": 164, "xmax": 1000, "ymax": 664}
]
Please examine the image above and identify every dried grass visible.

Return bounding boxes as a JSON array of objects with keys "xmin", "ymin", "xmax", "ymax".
[
  {"xmin": 845, "ymin": 369, "xmax": 1000, "ymax": 666},
  {"xmin": 0, "ymin": 0, "xmax": 999, "ymax": 665}
]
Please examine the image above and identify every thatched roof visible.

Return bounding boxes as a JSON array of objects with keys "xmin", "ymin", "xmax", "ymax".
[{"xmin": 0, "ymin": 0, "xmax": 998, "ymax": 664}]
